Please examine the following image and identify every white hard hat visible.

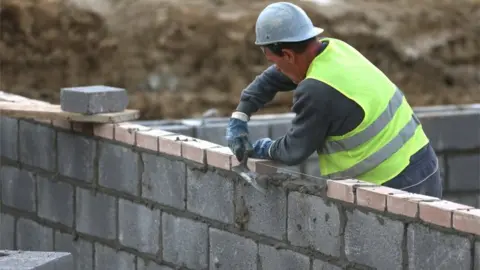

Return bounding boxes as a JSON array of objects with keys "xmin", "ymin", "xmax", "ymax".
[{"xmin": 255, "ymin": 2, "xmax": 324, "ymax": 46}]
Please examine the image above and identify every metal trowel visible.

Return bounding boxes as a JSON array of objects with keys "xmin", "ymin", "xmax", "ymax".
[{"xmin": 232, "ymin": 153, "xmax": 267, "ymax": 194}]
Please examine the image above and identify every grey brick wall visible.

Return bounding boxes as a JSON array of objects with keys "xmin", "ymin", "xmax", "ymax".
[
  {"xmin": 141, "ymin": 106, "xmax": 480, "ymax": 208},
  {"xmin": 1, "ymin": 105, "xmax": 480, "ymax": 270}
]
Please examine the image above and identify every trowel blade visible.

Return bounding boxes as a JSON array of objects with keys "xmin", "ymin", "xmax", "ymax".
[{"xmin": 232, "ymin": 163, "xmax": 267, "ymax": 194}]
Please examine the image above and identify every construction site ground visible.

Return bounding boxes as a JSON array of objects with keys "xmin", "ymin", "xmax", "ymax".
[{"xmin": 1, "ymin": 0, "xmax": 479, "ymax": 120}]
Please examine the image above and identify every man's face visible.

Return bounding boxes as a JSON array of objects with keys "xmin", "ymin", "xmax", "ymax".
[{"xmin": 262, "ymin": 47, "xmax": 302, "ymax": 84}]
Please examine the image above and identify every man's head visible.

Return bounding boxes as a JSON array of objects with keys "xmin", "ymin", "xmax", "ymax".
[{"xmin": 255, "ymin": 2, "xmax": 324, "ymax": 83}]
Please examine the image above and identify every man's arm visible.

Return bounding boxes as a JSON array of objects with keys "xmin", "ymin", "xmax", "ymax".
[
  {"xmin": 236, "ymin": 64, "xmax": 297, "ymax": 117},
  {"xmin": 268, "ymin": 79, "xmax": 364, "ymax": 166}
]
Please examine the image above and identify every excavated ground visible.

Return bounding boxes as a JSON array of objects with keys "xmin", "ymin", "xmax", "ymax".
[{"xmin": 1, "ymin": 0, "xmax": 479, "ymax": 119}]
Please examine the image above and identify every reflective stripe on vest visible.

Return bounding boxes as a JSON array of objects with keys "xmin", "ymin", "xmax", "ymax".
[
  {"xmin": 326, "ymin": 113, "xmax": 421, "ymax": 179},
  {"xmin": 322, "ymin": 88, "xmax": 405, "ymax": 154}
]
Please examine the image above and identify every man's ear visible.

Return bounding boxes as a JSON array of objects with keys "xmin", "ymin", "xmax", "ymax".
[{"xmin": 282, "ymin": 49, "xmax": 295, "ymax": 63}]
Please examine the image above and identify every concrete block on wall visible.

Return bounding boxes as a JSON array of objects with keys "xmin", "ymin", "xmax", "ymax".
[
  {"xmin": 75, "ymin": 188, "xmax": 116, "ymax": 240},
  {"xmin": 195, "ymin": 123, "xmax": 227, "ymax": 145},
  {"xmin": 60, "ymin": 86, "xmax": 128, "ymax": 114},
  {"xmin": 303, "ymin": 156, "xmax": 322, "ymax": 178},
  {"xmin": 0, "ymin": 214, "xmax": 15, "ymax": 249},
  {"xmin": 162, "ymin": 213, "xmax": 208, "ymax": 269},
  {"xmin": 0, "ymin": 116, "xmax": 18, "ymax": 160},
  {"xmin": 446, "ymin": 154, "xmax": 480, "ymax": 192},
  {"xmin": 141, "ymin": 153, "xmax": 186, "ymax": 209},
  {"xmin": 269, "ymin": 119, "xmax": 292, "ymax": 139},
  {"xmin": 420, "ymin": 112, "xmax": 480, "ymax": 151},
  {"xmin": 57, "ymin": 132, "xmax": 97, "ymax": 182},
  {"xmin": 287, "ymin": 192, "xmax": 342, "ymax": 257},
  {"xmin": 0, "ymin": 250, "xmax": 73, "ymax": 270},
  {"xmin": 0, "ymin": 166, "xmax": 36, "ymax": 213},
  {"xmin": 137, "ymin": 258, "xmax": 174, "ymax": 270},
  {"xmin": 475, "ymin": 241, "xmax": 480, "ymax": 270},
  {"xmin": 258, "ymin": 244, "xmax": 310, "ymax": 270},
  {"xmin": 37, "ymin": 176, "xmax": 74, "ymax": 227},
  {"xmin": 248, "ymin": 121, "xmax": 271, "ymax": 142},
  {"xmin": 153, "ymin": 124, "xmax": 195, "ymax": 137},
  {"xmin": 443, "ymin": 193, "xmax": 478, "ymax": 208},
  {"xmin": 94, "ymin": 243, "xmax": 135, "ymax": 270},
  {"xmin": 19, "ymin": 120, "xmax": 56, "ymax": 171},
  {"xmin": 407, "ymin": 223, "xmax": 471, "ymax": 270},
  {"xmin": 16, "ymin": 218, "xmax": 53, "ymax": 251},
  {"xmin": 55, "ymin": 231, "xmax": 94, "ymax": 270},
  {"xmin": 187, "ymin": 169, "xmax": 234, "ymax": 224},
  {"xmin": 98, "ymin": 142, "xmax": 139, "ymax": 195},
  {"xmin": 235, "ymin": 181, "xmax": 287, "ymax": 240},
  {"xmin": 312, "ymin": 260, "xmax": 343, "ymax": 270},
  {"xmin": 209, "ymin": 228, "xmax": 257, "ymax": 270},
  {"xmin": 118, "ymin": 199, "xmax": 161, "ymax": 254},
  {"xmin": 344, "ymin": 210, "xmax": 404, "ymax": 270}
]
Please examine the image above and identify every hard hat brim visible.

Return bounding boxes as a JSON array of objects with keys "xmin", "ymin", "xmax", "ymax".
[{"xmin": 255, "ymin": 26, "xmax": 325, "ymax": 46}]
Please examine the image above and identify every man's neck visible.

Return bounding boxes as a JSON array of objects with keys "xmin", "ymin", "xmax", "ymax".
[{"xmin": 300, "ymin": 40, "xmax": 327, "ymax": 73}]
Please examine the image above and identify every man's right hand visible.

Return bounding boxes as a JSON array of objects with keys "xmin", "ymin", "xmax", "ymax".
[{"xmin": 226, "ymin": 112, "xmax": 253, "ymax": 162}]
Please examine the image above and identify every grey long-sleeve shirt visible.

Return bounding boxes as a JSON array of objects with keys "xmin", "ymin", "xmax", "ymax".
[{"xmin": 236, "ymin": 46, "xmax": 365, "ymax": 166}]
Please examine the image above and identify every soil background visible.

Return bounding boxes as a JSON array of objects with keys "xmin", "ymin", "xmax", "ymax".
[{"xmin": 1, "ymin": 0, "xmax": 479, "ymax": 119}]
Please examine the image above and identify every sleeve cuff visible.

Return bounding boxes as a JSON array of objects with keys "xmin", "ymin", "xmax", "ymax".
[
  {"xmin": 267, "ymin": 140, "xmax": 275, "ymax": 159},
  {"xmin": 231, "ymin": 111, "xmax": 249, "ymax": 122}
]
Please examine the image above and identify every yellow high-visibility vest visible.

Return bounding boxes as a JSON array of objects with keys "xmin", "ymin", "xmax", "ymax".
[{"xmin": 306, "ymin": 38, "xmax": 429, "ymax": 184}]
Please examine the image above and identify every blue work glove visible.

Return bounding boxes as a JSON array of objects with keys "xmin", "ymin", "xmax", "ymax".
[
  {"xmin": 252, "ymin": 138, "xmax": 274, "ymax": 159},
  {"xmin": 226, "ymin": 112, "xmax": 253, "ymax": 162}
]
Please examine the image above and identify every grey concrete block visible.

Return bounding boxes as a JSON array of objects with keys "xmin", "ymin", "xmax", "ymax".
[
  {"xmin": 258, "ymin": 244, "xmax": 309, "ymax": 270},
  {"xmin": 312, "ymin": 260, "xmax": 343, "ymax": 270},
  {"xmin": 475, "ymin": 241, "xmax": 479, "ymax": 270},
  {"xmin": 55, "ymin": 231, "xmax": 94, "ymax": 270},
  {"xmin": 94, "ymin": 243, "xmax": 135, "ymax": 270},
  {"xmin": 304, "ymin": 156, "xmax": 321, "ymax": 178},
  {"xmin": 162, "ymin": 213, "xmax": 208, "ymax": 269},
  {"xmin": 407, "ymin": 223, "xmax": 471, "ymax": 270},
  {"xmin": 98, "ymin": 142, "xmax": 139, "ymax": 195},
  {"xmin": 1, "ymin": 166, "xmax": 36, "ymax": 212},
  {"xmin": 57, "ymin": 132, "xmax": 96, "ymax": 182},
  {"xmin": 16, "ymin": 218, "xmax": 53, "ymax": 251},
  {"xmin": 19, "ymin": 120, "xmax": 56, "ymax": 171},
  {"xmin": 60, "ymin": 85, "xmax": 128, "ymax": 114},
  {"xmin": 154, "ymin": 125, "xmax": 195, "ymax": 137},
  {"xmin": 187, "ymin": 169, "xmax": 234, "ymax": 224},
  {"xmin": 209, "ymin": 228, "xmax": 257, "ymax": 270},
  {"xmin": 269, "ymin": 119, "xmax": 292, "ymax": 139},
  {"xmin": 0, "ymin": 116, "xmax": 18, "ymax": 160},
  {"xmin": 248, "ymin": 121, "xmax": 271, "ymax": 142},
  {"xmin": 118, "ymin": 199, "xmax": 161, "ymax": 254},
  {"xmin": 236, "ymin": 181, "xmax": 286, "ymax": 240},
  {"xmin": 420, "ymin": 112, "xmax": 480, "ymax": 151},
  {"xmin": 0, "ymin": 214, "xmax": 15, "ymax": 249},
  {"xmin": 446, "ymin": 154, "xmax": 480, "ymax": 192},
  {"xmin": 137, "ymin": 258, "xmax": 174, "ymax": 270},
  {"xmin": 37, "ymin": 176, "xmax": 74, "ymax": 227},
  {"xmin": 287, "ymin": 192, "xmax": 341, "ymax": 257},
  {"xmin": 141, "ymin": 153, "xmax": 186, "ymax": 209},
  {"xmin": 196, "ymin": 123, "xmax": 229, "ymax": 146},
  {"xmin": 75, "ymin": 188, "xmax": 116, "ymax": 240},
  {"xmin": 0, "ymin": 250, "xmax": 73, "ymax": 270},
  {"xmin": 344, "ymin": 210, "xmax": 403, "ymax": 270},
  {"xmin": 443, "ymin": 193, "xmax": 478, "ymax": 208}
]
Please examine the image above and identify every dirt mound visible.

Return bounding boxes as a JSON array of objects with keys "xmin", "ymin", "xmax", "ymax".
[{"xmin": 1, "ymin": 0, "xmax": 479, "ymax": 119}]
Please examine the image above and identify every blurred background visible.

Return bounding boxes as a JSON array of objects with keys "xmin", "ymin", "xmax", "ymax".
[{"xmin": 1, "ymin": 0, "xmax": 479, "ymax": 120}]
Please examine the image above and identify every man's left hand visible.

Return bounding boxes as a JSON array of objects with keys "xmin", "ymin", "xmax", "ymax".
[{"xmin": 252, "ymin": 138, "xmax": 274, "ymax": 159}]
